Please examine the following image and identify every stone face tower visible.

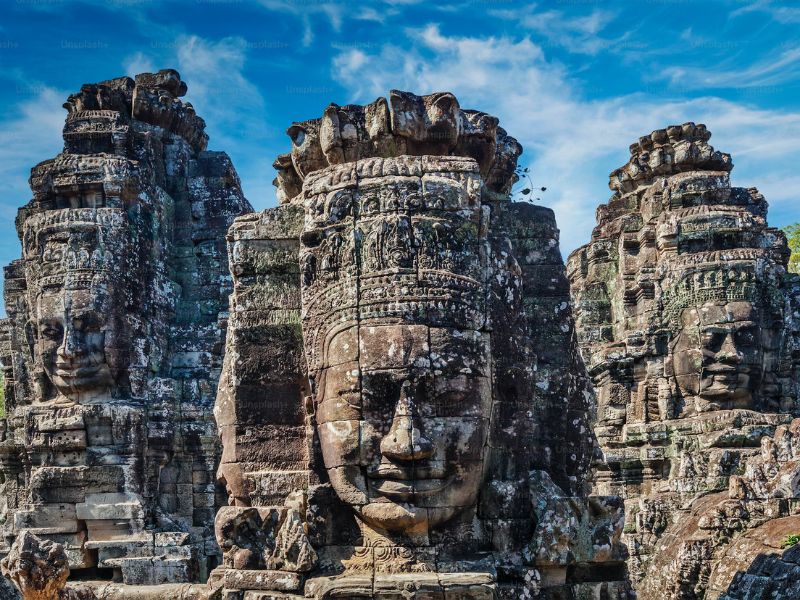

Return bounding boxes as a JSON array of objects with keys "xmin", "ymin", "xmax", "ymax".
[
  {"xmin": 213, "ymin": 91, "xmax": 631, "ymax": 598},
  {"xmin": 568, "ymin": 123, "xmax": 800, "ymax": 595},
  {"xmin": 0, "ymin": 70, "xmax": 252, "ymax": 588}
]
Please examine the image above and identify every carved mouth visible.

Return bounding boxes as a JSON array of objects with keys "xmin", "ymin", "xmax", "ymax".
[
  {"xmin": 55, "ymin": 364, "xmax": 101, "ymax": 379},
  {"xmin": 370, "ymin": 477, "xmax": 452, "ymax": 499},
  {"xmin": 367, "ymin": 464, "xmax": 451, "ymax": 499}
]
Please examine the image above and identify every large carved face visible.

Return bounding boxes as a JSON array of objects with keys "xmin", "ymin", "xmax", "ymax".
[
  {"xmin": 36, "ymin": 287, "xmax": 114, "ymax": 399},
  {"xmin": 670, "ymin": 300, "xmax": 765, "ymax": 411},
  {"xmin": 315, "ymin": 324, "xmax": 492, "ymax": 533}
]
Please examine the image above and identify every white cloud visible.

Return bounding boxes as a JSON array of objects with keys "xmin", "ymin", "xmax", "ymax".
[
  {"xmin": 330, "ymin": 25, "xmax": 800, "ymax": 256},
  {"xmin": 123, "ymin": 51, "xmax": 156, "ymax": 77}
]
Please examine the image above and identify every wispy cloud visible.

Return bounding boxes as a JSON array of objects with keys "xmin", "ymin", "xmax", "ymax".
[
  {"xmin": 121, "ymin": 34, "xmax": 269, "ymax": 147},
  {"xmin": 731, "ymin": 0, "xmax": 800, "ymax": 24},
  {"xmin": 0, "ymin": 84, "xmax": 66, "ymax": 266},
  {"xmin": 123, "ymin": 51, "xmax": 155, "ymax": 77},
  {"xmin": 255, "ymin": 0, "xmax": 405, "ymax": 46},
  {"xmin": 490, "ymin": 4, "xmax": 622, "ymax": 55},
  {"xmin": 331, "ymin": 25, "xmax": 800, "ymax": 255},
  {"xmin": 660, "ymin": 45, "xmax": 800, "ymax": 89},
  {"xmin": 174, "ymin": 36, "xmax": 265, "ymax": 137},
  {"xmin": 0, "ymin": 85, "xmax": 64, "ymax": 209}
]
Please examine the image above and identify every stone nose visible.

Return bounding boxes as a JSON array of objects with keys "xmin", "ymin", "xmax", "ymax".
[
  {"xmin": 58, "ymin": 325, "xmax": 84, "ymax": 360},
  {"xmin": 379, "ymin": 381, "xmax": 434, "ymax": 462},
  {"xmin": 716, "ymin": 332, "xmax": 742, "ymax": 364}
]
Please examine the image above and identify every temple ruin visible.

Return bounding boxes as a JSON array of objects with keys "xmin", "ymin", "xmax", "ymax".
[
  {"xmin": 568, "ymin": 124, "xmax": 800, "ymax": 598},
  {"xmin": 0, "ymin": 72, "xmax": 798, "ymax": 600},
  {"xmin": 0, "ymin": 70, "xmax": 251, "ymax": 597}
]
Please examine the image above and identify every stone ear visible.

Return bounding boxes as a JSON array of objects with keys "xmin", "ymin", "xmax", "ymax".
[{"xmin": 24, "ymin": 319, "xmax": 38, "ymax": 362}]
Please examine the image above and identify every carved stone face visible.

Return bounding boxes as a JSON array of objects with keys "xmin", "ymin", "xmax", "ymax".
[
  {"xmin": 36, "ymin": 288, "xmax": 114, "ymax": 399},
  {"xmin": 315, "ymin": 324, "xmax": 492, "ymax": 533},
  {"xmin": 670, "ymin": 301, "xmax": 765, "ymax": 411}
]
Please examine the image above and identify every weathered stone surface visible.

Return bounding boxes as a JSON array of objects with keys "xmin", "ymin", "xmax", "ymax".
[
  {"xmin": 1, "ymin": 531, "xmax": 70, "ymax": 600},
  {"xmin": 569, "ymin": 123, "xmax": 800, "ymax": 597},
  {"xmin": 214, "ymin": 92, "xmax": 631, "ymax": 598},
  {"xmin": 0, "ymin": 69, "xmax": 251, "ymax": 592},
  {"xmin": 638, "ymin": 421, "xmax": 800, "ymax": 600}
]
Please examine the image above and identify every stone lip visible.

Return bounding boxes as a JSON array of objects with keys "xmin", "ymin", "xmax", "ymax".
[{"xmin": 273, "ymin": 89, "xmax": 523, "ymax": 203}]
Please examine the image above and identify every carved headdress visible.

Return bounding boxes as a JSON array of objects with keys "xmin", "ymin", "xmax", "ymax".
[
  {"xmin": 22, "ymin": 208, "xmax": 127, "ymax": 298},
  {"xmin": 661, "ymin": 262, "xmax": 784, "ymax": 333},
  {"xmin": 300, "ymin": 157, "xmax": 486, "ymax": 373}
]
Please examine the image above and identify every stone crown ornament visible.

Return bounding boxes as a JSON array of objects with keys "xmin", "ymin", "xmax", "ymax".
[
  {"xmin": 661, "ymin": 265, "xmax": 779, "ymax": 332},
  {"xmin": 273, "ymin": 90, "xmax": 522, "ymax": 204},
  {"xmin": 22, "ymin": 209, "xmax": 124, "ymax": 293}
]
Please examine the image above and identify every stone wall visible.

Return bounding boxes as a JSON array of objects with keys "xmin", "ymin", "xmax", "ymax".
[{"xmin": 0, "ymin": 70, "xmax": 252, "ymax": 592}]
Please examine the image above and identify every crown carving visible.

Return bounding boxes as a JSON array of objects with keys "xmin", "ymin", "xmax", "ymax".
[
  {"xmin": 662, "ymin": 265, "xmax": 779, "ymax": 330},
  {"xmin": 22, "ymin": 208, "xmax": 126, "ymax": 293}
]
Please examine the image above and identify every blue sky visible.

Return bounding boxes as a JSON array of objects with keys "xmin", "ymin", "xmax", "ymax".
[{"xmin": 0, "ymin": 0, "xmax": 798, "ymax": 274}]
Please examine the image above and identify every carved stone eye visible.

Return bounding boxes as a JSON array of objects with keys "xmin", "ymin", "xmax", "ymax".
[{"xmin": 40, "ymin": 323, "xmax": 63, "ymax": 341}]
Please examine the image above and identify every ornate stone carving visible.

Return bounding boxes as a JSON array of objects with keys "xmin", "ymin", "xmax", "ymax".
[
  {"xmin": 568, "ymin": 123, "xmax": 800, "ymax": 590},
  {"xmin": 0, "ymin": 70, "xmax": 251, "ymax": 591},
  {"xmin": 214, "ymin": 91, "xmax": 630, "ymax": 598}
]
